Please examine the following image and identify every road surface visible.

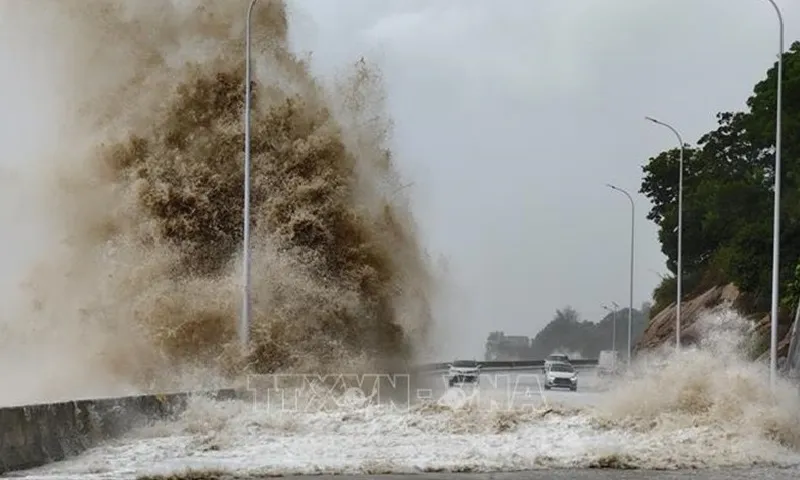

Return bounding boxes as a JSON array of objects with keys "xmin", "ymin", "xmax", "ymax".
[
  {"xmin": 12, "ymin": 368, "xmax": 800, "ymax": 479},
  {"xmin": 178, "ymin": 467, "xmax": 800, "ymax": 480}
]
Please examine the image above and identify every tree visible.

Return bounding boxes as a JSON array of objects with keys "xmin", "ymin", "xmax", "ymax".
[
  {"xmin": 553, "ymin": 306, "xmax": 581, "ymax": 325},
  {"xmin": 640, "ymin": 41, "xmax": 800, "ymax": 315},
  {"xmin": 527, "ymin": 306, "xmax": 647, "ymax": 359}
]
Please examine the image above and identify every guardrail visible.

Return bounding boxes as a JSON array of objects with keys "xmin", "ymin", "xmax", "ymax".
[{"xmin": 413, "ymin": 358, "xmax": 598, "ymax": 373}]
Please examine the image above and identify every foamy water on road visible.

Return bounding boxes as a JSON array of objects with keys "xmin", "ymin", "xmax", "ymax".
[
  {"xmin": 17, "ymin": 312, "xmax": 800, "ymax": 479},
  {"xmin": 13, "ymin": 372, "xmax": 633, "ymax": 479}
]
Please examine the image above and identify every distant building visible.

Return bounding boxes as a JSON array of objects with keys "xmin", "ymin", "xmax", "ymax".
[
  {"xmin": 504, "ymin": 335, "xmax": 530, "ymax": 347},
  {"xmin": 485, "ymin": 331, "xmax": 534, "ymax": 360}
]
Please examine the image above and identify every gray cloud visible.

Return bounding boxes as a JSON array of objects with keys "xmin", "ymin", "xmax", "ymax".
[
  {"xmin": 284, "ymin": 0, "xmax": 800, "ymax": 359},
  {"xmin": 1, "ymin": 0, "xmax": 796, "ymax": 361}
]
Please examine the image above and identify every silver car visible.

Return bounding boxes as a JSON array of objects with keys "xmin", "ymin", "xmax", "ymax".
[
  {"xmin": 447, "ymin": 360, "xmax": 481, "ymax": 386},
  {"xmin": 543, "ymin": 353, "xmax": 571, "ymax": 373}
]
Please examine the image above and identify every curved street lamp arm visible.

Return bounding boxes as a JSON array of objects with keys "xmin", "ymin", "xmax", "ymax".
[
  {"xmin": 606, "ymin": 183, "xmax": 634, "ymax": 207},
  {"xmin": 645, "ymin": 116, "xmax": 684, "ymax": 148}
]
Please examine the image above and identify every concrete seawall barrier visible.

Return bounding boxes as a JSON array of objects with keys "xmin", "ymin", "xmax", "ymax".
[{"xmin": 0, "ymin": 388, "xmax": 243, "ymax": 475}]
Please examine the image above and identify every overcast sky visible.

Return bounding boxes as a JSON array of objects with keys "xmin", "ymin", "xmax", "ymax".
[
  {"xmin": 0, "ymin": 1, "xmax": 797, "ymax": 363},
  {"xmin": 284, "ymin": 0, "xmax": 800, "ymax": 358}
]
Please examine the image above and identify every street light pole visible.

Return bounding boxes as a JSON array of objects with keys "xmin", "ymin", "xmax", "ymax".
[
  {"xmin": 764, "ymin": 0, "xmax": 784, "ymax": 390},
  {"xmin": 241, "ymin": 0, "xmax": 262, "ymax": 347},
  {"xmin": 606, "ymin": 184, "xmax": 635, "ymax": 365},
  {"xmin": 645, "ymin": 116, "xmax": 685, "ymax": 351},
  {"xmin": 612, "ymin": 301, "xmax": 619, "ymax": 354}
]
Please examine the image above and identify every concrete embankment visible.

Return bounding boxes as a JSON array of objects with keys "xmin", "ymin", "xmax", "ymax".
[{"xmin": 0, "ymin": 389, "xmax": 242, "ymax": 474}]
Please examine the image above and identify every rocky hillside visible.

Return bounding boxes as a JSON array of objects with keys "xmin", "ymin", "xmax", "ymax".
[{"xmin": 634, "ymin": 283, "xmax": 795, "ymax": 361}]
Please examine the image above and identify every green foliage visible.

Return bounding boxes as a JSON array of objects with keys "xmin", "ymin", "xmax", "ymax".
[
  {"xmin": 649, "ymin": 267, "xmax": 724, "ymax": 320},
  {"xmin": 484, "ymin": 306, "xmax": 648, "ymax": 360},
  {"xmin": 640, "ymin": 41, "xmax": 800, "ymax": 319},
  {"xmin": 783, "ymin": 262, "xmax": 800, "ymax": 311},
  {"xmin": 527, "ymin": 306, "xmax": 648, "ymax": 359},
  {"xmin": 650, "ymin": 275, "xmax": 676, "ymax": 318}
]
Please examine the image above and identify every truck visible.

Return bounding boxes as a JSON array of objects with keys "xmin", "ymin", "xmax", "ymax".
[{"xmin": 597, "ymin": 350, "xmax": 621, "ymax": 376}]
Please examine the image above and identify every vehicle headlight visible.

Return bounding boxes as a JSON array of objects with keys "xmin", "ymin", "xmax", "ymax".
[{"xmin": 572, "ymin": 374, "xmax": 578, "ymax": 381}]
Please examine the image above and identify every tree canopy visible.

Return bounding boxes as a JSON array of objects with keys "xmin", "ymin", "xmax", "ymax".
[
  {"xmin": 641, "ymin": 41, "xmax": 800, "ymax": 317},
  {"xmin": 527, "ymin": 306, "xmax": 647, "ymax": 359},
  {"xmin": 484, "ymin": 306, "xmax": 648, "ymax": 360}
]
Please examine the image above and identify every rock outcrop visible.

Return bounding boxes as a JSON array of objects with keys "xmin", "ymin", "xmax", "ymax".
[
  {"xmin": 634, "ymin": 283, "xmax": 742, "ymax": 354},
  {"xmin": 753, "ymin": 314, "xmax": 794, "ymax": 363},
  {"xmin": 634, "ymin": 283, "xmax": 797, "ymax": 362}
]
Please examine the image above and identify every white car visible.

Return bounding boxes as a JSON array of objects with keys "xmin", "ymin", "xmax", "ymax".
[
  {"xmin": 543, "ymin": 362, "xmax": 578, "ymax": 391},
  {"xmin": 543, "ymin": 353, "xmax": 571, "ymax": 373},
  {"xmin": 447, "ymin": 360, "xmax": 481, "ymax": 387}
]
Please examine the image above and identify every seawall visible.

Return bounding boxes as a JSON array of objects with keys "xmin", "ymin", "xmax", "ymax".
[{"xmin": 0, "ymin": 388, "xmax": 241, "ymax": 474}]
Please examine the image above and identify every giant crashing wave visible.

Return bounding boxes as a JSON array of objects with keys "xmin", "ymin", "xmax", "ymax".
[{"xmin": 0, "ymin": 0, "xmax": 436, "ymax": 401}]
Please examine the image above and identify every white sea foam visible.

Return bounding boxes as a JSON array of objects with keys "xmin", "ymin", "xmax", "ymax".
[{"xmin": 17, "ymin": 309, "xmax": 800, "ymax": 479}]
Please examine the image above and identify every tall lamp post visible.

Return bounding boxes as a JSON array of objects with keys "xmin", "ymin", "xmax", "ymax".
[
  {"xmin": 645, "ymin": 116, "xmax": 684, "ymax": 351},
  {"xmin": 241, "ymin": 0, "xmax": 263, "ymax": 347},
  {"xmin": 606, "ymin": 184, "xmax": 635, "ymax": 365},
  {"xmin": 764, "ymin": 0, "xmax": 784, "ymax": 390}
]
